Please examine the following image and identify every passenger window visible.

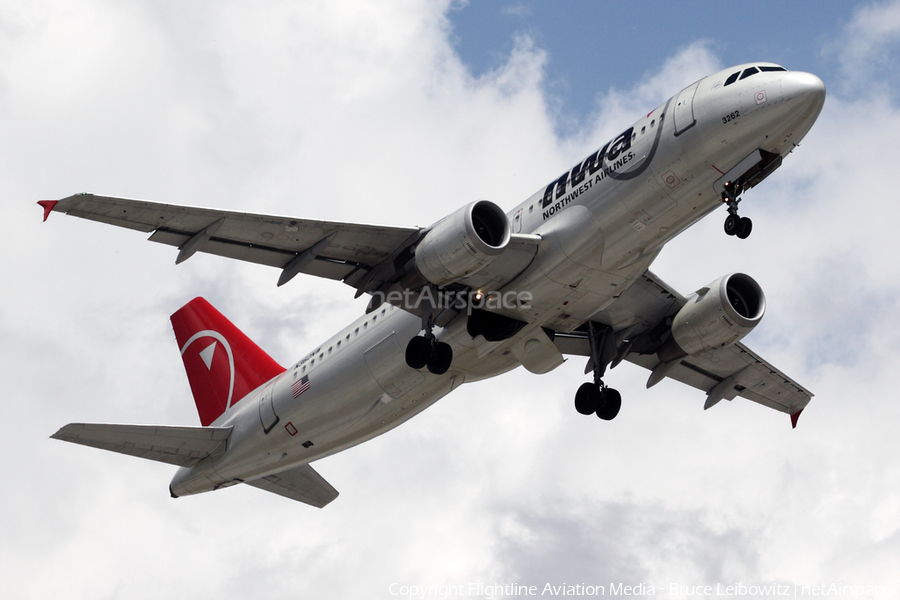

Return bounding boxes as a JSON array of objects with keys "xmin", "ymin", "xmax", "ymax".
[
  {"xmin": 724, "ymin": 71, "xmax": 740, "ymax": 86},
  {"xmin": 740, "ymin": 67, "xmax": 759, "ymax": 80}
]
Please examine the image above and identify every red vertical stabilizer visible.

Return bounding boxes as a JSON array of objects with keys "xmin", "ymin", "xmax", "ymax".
[{"xmin": 171, "ymin": 298, "xmax": 285, "ymax": 426}]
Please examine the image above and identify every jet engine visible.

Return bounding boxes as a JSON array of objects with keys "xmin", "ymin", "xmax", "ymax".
[
  {"xmin": 658, "ymin": 273, "xmax": 766, "ymax": 361},
  {"xmin": 412, "ymin": 200, "xmax": 511, "ymax": 287}
]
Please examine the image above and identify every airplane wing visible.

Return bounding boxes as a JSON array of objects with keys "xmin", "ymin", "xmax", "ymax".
[
  {"xmin": 51, "ymin": 423, "xmax": 232, "ymax": 468},
  {"xmin": 623, "ymin": 341, "xmax": 813, "ymax": 417},
  {"xmin": 41, "ymin": 193, "xmax": 422, "ymax": 289},
  {"xmin": 244, "ymin": 464, "xmax": 339, "ymax": 508},
  {"xmin": 553, "ymin": 270, "xmax": 813, "ymax": 424},
  {"xmin": 40, "ymin": 193, "xmax": 541, "ymax": 298}
]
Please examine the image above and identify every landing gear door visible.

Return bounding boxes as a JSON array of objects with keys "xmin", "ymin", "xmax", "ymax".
[
  {"xmin": 258, "ymin": 383, "xmax": 279, "ymax": 434},
  {"xmin": 673, "ymin": 80, "xmax": 701, "ymax": 136}
]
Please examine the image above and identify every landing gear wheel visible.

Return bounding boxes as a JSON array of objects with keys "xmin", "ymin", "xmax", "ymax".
[
  {"xmin": 405, "ymin": 336, "xmax": 432, "ymax": 370},
  {"xmin": 575, "ymin": 382, "xmax": 602, "ymax": 415},
  {"xmin": 736, "ymin": 217, "xmax": 752, "ymax": 239},
  {"xmin": 722, "ymin": 180, "xmax": 752, "ymax": 239},
  {"xmin": 724, "ymin": 213, "xmax": 740, "ymax": 236},
  {"xmin": 427, "ymin": 342, "xmax": 453, "ymax": 375},
  {"xmin": 596, "ymin": 388, "xmax": 621, "ymax": 421}
]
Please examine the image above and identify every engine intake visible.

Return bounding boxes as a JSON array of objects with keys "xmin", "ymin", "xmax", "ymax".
[
  {"xmin": 658, "ymin": 273, "xmax": 766, "ymax": 361},
  {"xmin": 412, "ymin": 200, "xmax": 511, "ymax": 287}
]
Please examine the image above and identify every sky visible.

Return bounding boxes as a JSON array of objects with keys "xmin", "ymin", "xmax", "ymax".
[{"xmin": 2, "ymin": 1, "xmax": 899, "ymax": 599}]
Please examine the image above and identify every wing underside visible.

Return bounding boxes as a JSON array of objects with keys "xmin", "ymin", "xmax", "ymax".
[
  {"xmin": 553, "ymin": 270, "xmax": 813, "ymax": 420},
  {"xmin": 44, "ymin": 193, "xmax": 540, "ymax": 298},
  {"xmin": 46, "ymin": 193, "xmax": 422, "ymax": 289}
]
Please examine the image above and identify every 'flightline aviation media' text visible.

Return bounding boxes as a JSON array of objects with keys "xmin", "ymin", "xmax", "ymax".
[{"xmin": 388, "ymin": 581, "xmax": 891, "ymax": 599}]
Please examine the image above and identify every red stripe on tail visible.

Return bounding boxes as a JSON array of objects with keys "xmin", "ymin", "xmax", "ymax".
[{"xmin": 171, "ymin": 298, "xmax": 285, "ymax": 426}]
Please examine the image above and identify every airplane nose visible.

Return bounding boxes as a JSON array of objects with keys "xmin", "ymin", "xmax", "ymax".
[{"xmin": 782, "ymin": 71, "xmax": 826, "ymax": 120}]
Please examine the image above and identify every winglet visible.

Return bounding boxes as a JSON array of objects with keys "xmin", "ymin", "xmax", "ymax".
[
  {"xmin": 37, "ymin": 200, "xmax": 59, "ymax": 222},
  {"xmin": 791, "ymin": 409, "xmax": 803, "ymax": 429}
]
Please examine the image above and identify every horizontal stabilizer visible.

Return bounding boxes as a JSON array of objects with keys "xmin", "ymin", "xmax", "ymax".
[
  {"xmin": 51, "ymin": 423, "xmax": 232, "ymax": 468},
  {"xmin": 245, "ymin": 464, "xmax": 339, "ymax": 508}
]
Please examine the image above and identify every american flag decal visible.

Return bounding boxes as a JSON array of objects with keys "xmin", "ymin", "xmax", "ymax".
[{"xmin": 291, "ymin": 375, "xmax": 310, "ymax": 398}]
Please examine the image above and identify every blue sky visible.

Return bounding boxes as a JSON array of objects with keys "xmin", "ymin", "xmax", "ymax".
[
  {"xmin": 449, "ymin": 1, "xmax": 859, "ymax": 130},
  {"xmin": 2, "ymin": 1, "xmax": 900, "ymax": 599}
]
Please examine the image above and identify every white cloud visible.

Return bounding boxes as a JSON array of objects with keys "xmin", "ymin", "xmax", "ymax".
[
  {"xmin": 502, "ymin": 4, "xmax": 534, "ymax": 18},
  {"xmin": 2, "ymin": 1, "xmax": 899, "ymax": 598},
  {"xmin": 833, "ymin": 0, "xmax": 900, "ymax": 90}
]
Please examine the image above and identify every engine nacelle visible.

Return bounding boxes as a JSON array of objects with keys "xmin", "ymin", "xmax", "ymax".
[
  {"xmin": 413, "ymin": 200, "xmax": 511, "ymax": 287},
  {"xmin": 659, "ymin": 273, "xmax": 766, "ymax": 361}
]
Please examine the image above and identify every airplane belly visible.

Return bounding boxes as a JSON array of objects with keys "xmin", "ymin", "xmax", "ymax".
[{"xmin": 208, "ymin": 309, "xmax": 501, "ymax": 481}]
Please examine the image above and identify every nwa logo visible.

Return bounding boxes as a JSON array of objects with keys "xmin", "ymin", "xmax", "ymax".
[
  {"xmin": 541, "ymin": 127, "xmax": 635, "ymax": 220},
  {"xmin": 180, "ymin": 331, "xmax": 237, "ymax": 423}
]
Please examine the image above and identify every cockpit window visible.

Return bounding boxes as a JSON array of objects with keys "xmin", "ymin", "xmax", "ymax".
[
  {"xmin": 739, "ymin": 67, "xmax": 759, "ymax": 80},
  {"xmin": 724, "ymin": 65, "xmax": 787, "ymax": 87}
]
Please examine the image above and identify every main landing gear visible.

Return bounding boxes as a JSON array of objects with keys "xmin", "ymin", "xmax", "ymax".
[
  {"xmin": 405, "ymin": 333, "xmax": 452, "ymax": 375},
  {"xmin": 721, "ymin": 180, "xmax": 752, "ymax": 239},
  {"xmin": 405, "ymin": 288, "xmax": 453, "ymax": 375},
  {"xmin": 574, "ymin": 322, "xmax": 622, "ymax": 421},
  {"xmin": 575, "ymin": 382, "xmax": 622, "ymax": 421}
]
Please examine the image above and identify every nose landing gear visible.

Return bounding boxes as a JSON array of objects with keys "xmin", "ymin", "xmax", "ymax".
[{"xmin": 722, "ymin": 181, "xmax": 752, "ymax": 239}]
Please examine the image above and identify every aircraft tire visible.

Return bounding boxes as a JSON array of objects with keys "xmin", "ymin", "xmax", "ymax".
[
  {"xmin": 427, "ymin": 342, "xmax": 453, "ymax": 375},
  {"xmin": 736, "ymin": 217, "xmax": 752, "ymax": 239},
  {"xmin": 724, "ymin": 214, "xmax": 739, "ymax": 236},
  {"xmin": 405, "ymin": 336, "xmax": 432, "ymax": 370},
  {"xmin": 596, "ymin": 388, "xmax": 622, "ymax": 421},
  {"xmin": 575, "ymin": 382, "xmax": 601, "ymax": 415}
]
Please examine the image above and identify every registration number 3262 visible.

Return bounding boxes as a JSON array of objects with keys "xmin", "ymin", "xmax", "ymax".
[{"xmin": 722, "ymin": 111, "xmax": 740, "ymax": 124}]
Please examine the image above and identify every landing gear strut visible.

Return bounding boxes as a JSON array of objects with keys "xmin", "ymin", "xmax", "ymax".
[
  {"xmin": 722, "ymin": 180, "xmax": 752, "ymax": 239},
  {"xmin": 405, "ymin": 286, "xmax": 453, "ymax": 375},
  {"xmin": 574, "ymin": 322, "xmax": 622, "ymax": 420}
]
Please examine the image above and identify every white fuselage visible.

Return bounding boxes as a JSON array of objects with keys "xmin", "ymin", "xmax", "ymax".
[{"xmin": 170, "ymin": 64, "xmax": 825, "ymax": 496}]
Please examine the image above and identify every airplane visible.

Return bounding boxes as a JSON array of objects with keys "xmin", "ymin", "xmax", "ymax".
[{"xmin": 43, "ymin": 62, "xmax": 825, "ymax": 507}]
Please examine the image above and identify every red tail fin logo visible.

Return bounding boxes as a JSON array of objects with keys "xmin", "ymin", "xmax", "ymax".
[{"xmin": 171, "ymin": 298, "xmax": 285, "ymax": 426}]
